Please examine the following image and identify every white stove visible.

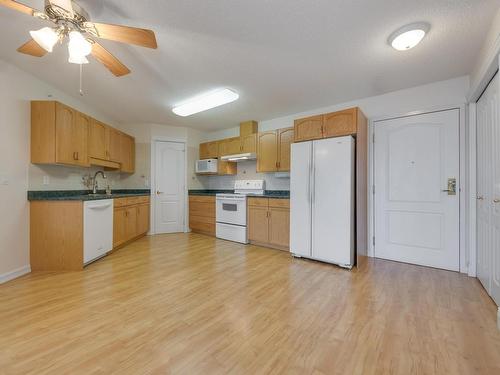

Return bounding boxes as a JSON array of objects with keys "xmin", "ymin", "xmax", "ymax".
[{"xmin": 215, "ymin": 180, "xmax": 265, "ymax": 243}]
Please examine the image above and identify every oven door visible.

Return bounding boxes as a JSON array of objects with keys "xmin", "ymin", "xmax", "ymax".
[{"xmin": 216, "ymin": 196, "xmax": 247, "ymax": 226}]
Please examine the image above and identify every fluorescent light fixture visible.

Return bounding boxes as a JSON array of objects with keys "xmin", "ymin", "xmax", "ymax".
[
  {"xmin": 29, "ymin": 27, "xmax": 59, "ymax": 53},
  {"xmin": 172, "ymin": 88, "xmax": 239, "ymax": 117},
  {"xmin": 68, "ymin": 31, "xmax": 92, "ymax": 64},
  {"xmin": 388, "ymin": 22, "xmax": 430, "ymax": 51}
]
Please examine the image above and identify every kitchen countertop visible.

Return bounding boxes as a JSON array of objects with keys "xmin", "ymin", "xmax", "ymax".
[
  {"xmin": 28, "ymin": 189, "xmax": 151, "ymax": 201},
  {"xmin": 188, "ymin": 190, "xmax": 290, "ymax": 199}
]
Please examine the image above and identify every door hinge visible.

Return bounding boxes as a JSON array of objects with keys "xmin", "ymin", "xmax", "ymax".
[
  {"xmin": 372, "ymin": 236, "xmax": 375, "ymax": 246},
  {"xmin": 372, "ymin": 133, "xmax": 375, "ymax": 143},
  {"xmin": 372, "ymin": 185, "xmax": 375, "ymax": 195}
]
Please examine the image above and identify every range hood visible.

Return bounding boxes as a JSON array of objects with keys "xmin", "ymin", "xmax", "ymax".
[{"xmin": 220, "ymin": 152, "xmax": 257, "ymax": 162}]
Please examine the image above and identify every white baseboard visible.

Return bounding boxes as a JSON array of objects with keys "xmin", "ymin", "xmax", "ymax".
[{"xmin": 0, "ymin": 265, "xmax": 31, "ymax": 284}]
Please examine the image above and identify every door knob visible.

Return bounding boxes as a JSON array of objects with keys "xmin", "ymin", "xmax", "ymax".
[
  {"xmin": 477, "ymin": 196, "xmax": 485, "ymax": 200},
  {"xmin": 156, "ymin": 190, "xmax": 163, "ymax": 195},
  {"xmin": 494, "ymin": 199, "xmax": 500, "ymax": 203},
  {"xmin": 442, "ymin": 178, "xmax": 456, "ymax": 195}
]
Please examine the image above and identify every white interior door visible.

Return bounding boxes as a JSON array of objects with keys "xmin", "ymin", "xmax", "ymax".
[
  {"xmin": 374, "ymin": 109, "xmax": 460, "ymax": 271},
  {"xmin": 477, "ymin": 71, "xmax": 500, "ymax": 305},
  {"xmin": 154, "ymin": 141, "xmax": 186, "ymax": 234}
]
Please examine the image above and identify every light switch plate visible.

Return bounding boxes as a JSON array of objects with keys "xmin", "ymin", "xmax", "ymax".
[{"xmin": 0, "ymin": 175, "xmax": 8, "ymax": 186}]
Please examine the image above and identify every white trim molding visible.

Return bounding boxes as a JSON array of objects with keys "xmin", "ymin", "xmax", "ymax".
[{"xmin": 0, "ymin": 265, "xmax": 31, "ymax": 284}]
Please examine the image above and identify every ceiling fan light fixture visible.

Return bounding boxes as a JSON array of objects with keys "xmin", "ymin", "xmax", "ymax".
[
  {"xmin": 68, "ymin": 31, "xmax": 92, "ymax": 55},
  {"xmin": 68, "ymin": 54, "xmax": 89, "ymax": 65},
  {"xmin": 172, "ymin": 88, "xmax": 240, "ymax": 117},
  {"xmin": 29, "ymin": 27, "xmax": 58, "ymax": 53},
  {"xmin": 388, "ymin": 22, "xmax": 430, "ymax": 51}
]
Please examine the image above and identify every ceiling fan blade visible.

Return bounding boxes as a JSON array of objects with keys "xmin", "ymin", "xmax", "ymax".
[
  {"xmin": 91, "ymin": 42, "xmax": 131, "ymax": 77},
  {"xmin": 0, "ymin": 0, "xmax": 36, "ymax": 15},
  {"xmin": 48, "ymin": 0, "xmax": 73, "ymax": 16},
  {"xmin": 92, "ymin": 22, "xmax": 157, "ymax": 49},
  {"xmin": 17, "ymin": 39, "xmax": 47, "ymax": 57}
]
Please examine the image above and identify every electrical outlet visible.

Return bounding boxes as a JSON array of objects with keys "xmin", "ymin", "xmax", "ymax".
[{"xmin": 43, "ymin": 176, "xmax": 50, "ymax": 185}]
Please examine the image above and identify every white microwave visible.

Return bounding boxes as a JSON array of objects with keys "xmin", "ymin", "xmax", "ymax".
[{"xmin": 196, "ymin": 159, "xmax": 218, "ymax": 173}]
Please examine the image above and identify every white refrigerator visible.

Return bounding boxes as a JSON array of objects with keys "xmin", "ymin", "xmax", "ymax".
[{"xmin": 290, "ymin": 136, "xmax": 355, "ymax": 268}]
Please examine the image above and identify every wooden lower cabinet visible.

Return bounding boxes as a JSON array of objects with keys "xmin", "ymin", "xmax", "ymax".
[
  {"xmin": 30, "ymin": 196, "xmax": 150, "ymax": 271},
  {"xmin": 113, "ymin": 197, "xmax": 150, "ymax": 249},
  {"xmin": 189, "ymin": 196, "xmax": 215, "ymax": 236},
  {"xmin": 248, "ymin": 198, "xmax": 290, "ymax": 250}
]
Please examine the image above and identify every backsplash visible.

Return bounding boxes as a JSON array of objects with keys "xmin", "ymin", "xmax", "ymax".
[{"xmin": 199, "ymin": 160, "xmax": 290, "ymax": 191}]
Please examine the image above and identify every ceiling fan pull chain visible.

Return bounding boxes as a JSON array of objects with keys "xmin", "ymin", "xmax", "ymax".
[{"xmin": 79, "ymin": 63, "xmax": 84, "ymax": 96}]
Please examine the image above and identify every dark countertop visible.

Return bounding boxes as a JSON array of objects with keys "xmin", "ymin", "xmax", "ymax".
[
  {"xmin": 28, "ymin": 189, "xmax": 151, "ymax": 201},
  {"xmin": 188, "ymin": 190, "xmax": 290, "ymax": 199}
]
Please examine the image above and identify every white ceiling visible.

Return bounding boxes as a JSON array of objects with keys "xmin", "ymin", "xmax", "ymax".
[{"xmin": 0, "ymin": 0, "xmax": 497, "ymax": 131}]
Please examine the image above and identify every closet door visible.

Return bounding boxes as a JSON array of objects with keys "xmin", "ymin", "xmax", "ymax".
[
  {"xmin": 476, "ymin": 72, "xmax": 498, "ymax": 300},
  {"xmin": 489, "ymin": 72, "xmax": 500, "ymax": 306}
]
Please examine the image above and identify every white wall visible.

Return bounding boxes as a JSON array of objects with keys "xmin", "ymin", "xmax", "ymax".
[
  {"xmin": 116, "ymin": 123, "xmax": 207, "ymax": 190},
  {"xmin": 469, "ymin": 8, "xmax": 500, "ymax": 100},
  {"xmin": 204, "ymin": 76, "xmax": 470, "ymax": 140},
  {"xmin": 0, "ymin": 58, "xmax": 117, "ymax": 282}
]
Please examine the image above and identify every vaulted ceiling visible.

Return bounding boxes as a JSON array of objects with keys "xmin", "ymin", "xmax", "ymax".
[{"xmin": 0, "ymin": 0, "xmax": 497, "ymax": 130}]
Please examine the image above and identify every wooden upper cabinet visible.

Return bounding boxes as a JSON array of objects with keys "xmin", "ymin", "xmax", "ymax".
[
  {"xmin": 199, "ymin": 141, "xmax": 218, "ymax": 159},
  {"xmin": 31, "ymin": 101, "xmax": 134, "ymax": 172},
  {"xmin": 277, "ymin": 127, "xmax": 294, "ymax": 171},
  {"xmin": 240, "ymin": 121, "xmax": 258, "ymax": 136},
  {"xmin": 107, "ymin": 128, "xmax": 122, "ymax": 162},
  {"xmin": 55, "ymin": 103, "xmax": 89, "ymax": 167},
  {"xmin": 222, "ymin": 137, "xmax": 242, "ymax": 156},
  {"xmin": 241, "ymin": 133, "xmax": 257, "ymax": 153},
  {"xmin": 257, "ymin": 131, "xmax": 278, "ymax": 172},
  {"xmin": 89, "ymin": 119, "xmax": 107, "ymax": 160},
  {"xmin": 323, "ymin": 108, "xmax": 358, "ymax": 138},
  {"xmin": 294, "ymin": 115, "xmax": 323, "ymax": 142},
  {"xmin": 120, "ymin": 133, "xmax": 135, "ymax": 173}
]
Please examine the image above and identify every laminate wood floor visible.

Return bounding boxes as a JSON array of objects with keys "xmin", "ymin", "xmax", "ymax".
[{"xmin": 1, "ymin": 233, "xmax": 500, "ymax": 374}]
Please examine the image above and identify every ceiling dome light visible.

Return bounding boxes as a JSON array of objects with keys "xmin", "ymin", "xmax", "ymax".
[
  {"xmin": 173, "ymin": 88, "xmax": 239, "ymax": 117},
  {"xmin": 68, "ymin": 31, "xmax": 92, "ymax": 65},
  {"xmin": 388, "ymin": 22, "xmax": 430, "ymax": 51},
  {"xmin": 29, "ymin": 27, "xmax": 59, "ymax": 53}
]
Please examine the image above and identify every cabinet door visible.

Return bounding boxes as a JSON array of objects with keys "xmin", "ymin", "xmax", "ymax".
[
  {"xmin": 241, "ymin": 134, "xmax": 257, "ymax": 153},
  {"xmin": 107, "ymin": 128, "xmax": 122, "ymax": 162},
  {"xmin": 137, "ymin": 204, "xmax": 150, "ymax": 235},
  {"xmin": 55, "ymin": 103, "xmax": 77, "ymax": 165},
  {"xmin": 248, "ymin": 206, "xmax": 269, "ymax": 243},
  {"xmin": 73, "ymin": 111, "xmax": 89, "ymax": 166},
  {"xmin": 257, "ymin": 131, "xmax": 278, "ymax": 172},
  {"xmin": 223, "ymin": 137, "xmax": 242, "ymax": 155},
  {"xmin": 269, "ymin": 207, "xmax": 290, "ymax": 249},
  {"xmin": 89, "ymin": 119, "xmax": 107, "ymax": 160},
  {"xmin": 294, "ymin": 115, "xmax": 323, "ymax": 142},
  {"xmin": 113, "ymin": 207, "xmax": 127, "ymax": 247},
  {"xmin": 323, "ymin": 108, "xmax": 357, "ymax": 138},
  {"xmin": 277, "ymin": 127, "xmax": 294, "ymax": 171},
  {"xmin": 200, "ymin": 141, "xmax": 218, "ymax": 159},
  {"xmin": 126, "ymin": 206, "xmax": 138, "ymax": 240},
  {"xmin": 120, "ymin": 134, "xmax": 135, "ymax": 173}
]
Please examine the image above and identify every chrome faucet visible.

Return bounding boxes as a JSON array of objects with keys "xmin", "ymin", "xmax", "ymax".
[{"xmin": 92, "ymin": 171, "xmax": 107, "ymax": 194}]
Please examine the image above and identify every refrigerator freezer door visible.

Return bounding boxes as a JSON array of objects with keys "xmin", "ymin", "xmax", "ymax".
[
  {"xmin": 312, "ymin": 136, "xmax": 355, "ymax": 267},
  {"xmin": 290, "ymin": 141, "xmax": 312, "ymax": 257}
]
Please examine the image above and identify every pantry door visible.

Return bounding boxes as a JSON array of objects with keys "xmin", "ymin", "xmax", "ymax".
[
  {"xmin": 374, "ymin": 109, "xmax": 460, "ymax": 271},
  {"xmin": 154, "ymin": 141, "xmax": 186, "ymax": 234}
]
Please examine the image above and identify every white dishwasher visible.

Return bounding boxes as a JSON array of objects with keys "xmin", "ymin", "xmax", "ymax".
[{"xmin": 84, "ymin": 199, "xmax": 114, "ymax": 265}]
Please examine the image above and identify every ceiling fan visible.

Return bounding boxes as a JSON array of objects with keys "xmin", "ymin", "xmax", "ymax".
[{"xmin": 0, "ymin": 0, "xmax": 157, "ymax": 77}]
